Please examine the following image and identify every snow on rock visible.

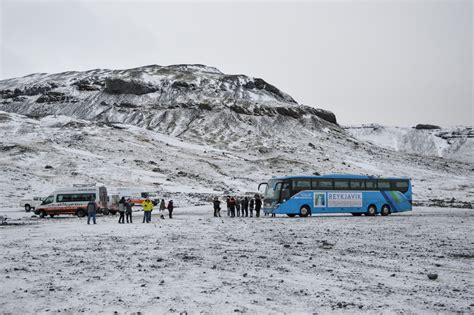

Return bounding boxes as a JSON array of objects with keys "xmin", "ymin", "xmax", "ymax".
[{"xmin": 346, "ymin": 124, "xmax": 474, "ymax": 163}]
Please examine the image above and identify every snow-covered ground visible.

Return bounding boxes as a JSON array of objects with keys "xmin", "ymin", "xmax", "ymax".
[{"xmin": 0, "ymin": 206, "xmax": 472, "ymax": 313}]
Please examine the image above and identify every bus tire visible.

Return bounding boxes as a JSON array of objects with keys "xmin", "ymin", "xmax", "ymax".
[
  {"xmin": 381, "ymin": 205, "xmax": 390, "ymax": 216},
  {"xmin": 76, "ymin": 209, "xmax": 86, "ymax": 218},
  {"xmin": 366, "ymin": 205, "xmax": 377, "ymax": 216},
  {"xmin": 25, "ymin": 204, "xmax": 31, "ymax": 212},
  {"xmin": 39, "ymin": 211, "xmax": 46, "ymax": 218},
  {"xmin": 287, "ymin": 214, "xmax": 296, "ymax": 217},
  {"xmin": 299, "ymin": 206, "xmax": 310, "ymax": 217}
]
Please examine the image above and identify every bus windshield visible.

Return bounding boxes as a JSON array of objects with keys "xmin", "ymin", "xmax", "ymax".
[{"xmin": 264, "ymin": 179, "xmax": 280, "ymax": 200}]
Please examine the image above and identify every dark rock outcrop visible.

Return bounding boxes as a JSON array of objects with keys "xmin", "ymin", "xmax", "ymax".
[
  {"xmin": 104, "ymin": 78, "xmax": 159, "ymax": 95},
  {"xmin": 36, "ymin": 92, "xmax": 74, "ymax": 103},
  {"xmin": 415, "ymin": 124, "xmax": 441, "ymax": 130}
]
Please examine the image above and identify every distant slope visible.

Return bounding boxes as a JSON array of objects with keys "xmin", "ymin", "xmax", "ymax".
[
  {"xmin": 0, "ymin": 64, "xmax": 472, "ymax": 208},
  {"xmin": 345, "ymin": 125, "xmax": 474, "ymax": 163}
]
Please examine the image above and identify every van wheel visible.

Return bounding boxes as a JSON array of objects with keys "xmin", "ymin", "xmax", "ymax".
[
  {"xmin": 25, "ymin": 204, "xmax": 31, "ymax": 212},
  {"xmin": 299, "ymin": 206, "xmax": 310, "ymax": 217},
  {"xmin": 366, "ymin": 205, "xmax": 377, "ymax": 216},
  {"xmin": 381, "ymin": 205, "xmax": 390, "ymax": 216},
  {"xmin": 39, "ymin": 211, "xmax": 46, "ymax": 218},
  {"xmin": 287, "ymin": 214, "xmax": 296, "ymax": 217},
  {"xmin": 76, "ymin": 209, "xmax": 86, "ymax": 218}
]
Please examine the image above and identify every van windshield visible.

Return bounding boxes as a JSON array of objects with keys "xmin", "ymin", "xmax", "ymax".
[{"xmin": 42, "ymin": 195, "xmax": 54, "ymax": 205}]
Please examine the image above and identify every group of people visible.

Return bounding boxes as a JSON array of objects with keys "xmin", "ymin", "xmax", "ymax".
[
  {"xmin": 141, "ymin": 198, "xmax": 174, "ymax": 223},
  {"xmin": 213, "ymin": 195, "xmax": 263, "ymax": 218},
  {"xmin": 86, "ymin": 197, "xmax": 175, "ymax": 224}
]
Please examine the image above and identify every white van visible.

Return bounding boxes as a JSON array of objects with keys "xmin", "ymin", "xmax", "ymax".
[
  {"xmin": 20, "ymin": 196, "xmax": 44, "ymax": 212},
  {"xmin": 34, "ymin": 184, "xmax": 108, "ymax": 218}
]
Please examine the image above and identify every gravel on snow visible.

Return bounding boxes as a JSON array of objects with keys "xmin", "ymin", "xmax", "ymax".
[{"xmin": 0, "ymin": 206, "xmax": 473, "ymax": 314}]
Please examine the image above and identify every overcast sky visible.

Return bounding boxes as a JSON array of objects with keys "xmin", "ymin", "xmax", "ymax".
[{"xmin": 0, "ymin": 0, "xmax": 472, "ymax": 126}]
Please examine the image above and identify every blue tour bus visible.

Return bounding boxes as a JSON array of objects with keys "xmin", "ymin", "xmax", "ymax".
[{"xmin": 259, "ymin": 174, "xmax": 412, "ymax": 217}]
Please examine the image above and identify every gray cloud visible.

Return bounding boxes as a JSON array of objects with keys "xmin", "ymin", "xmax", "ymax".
[{"xmin": 1, "ymin": 0, "xmax": 472, "ymax": 126}]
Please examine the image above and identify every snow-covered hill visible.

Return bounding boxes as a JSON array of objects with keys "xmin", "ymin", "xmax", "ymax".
[
  {"xmin": 346, "ymin": 125, "xmax": 474, "ymax": 163},
  {"xmin": 0, "ymin": 65, "xmax": 472, "ymax": 208}
]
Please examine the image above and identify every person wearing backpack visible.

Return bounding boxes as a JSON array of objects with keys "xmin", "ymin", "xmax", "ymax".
[
  {"xmin": 87, "ymin": 200, "xmax": 97, "ymax": 224},
  {"xmin": 125, "ymin": 199, "xmax": 133, "ymax": 224},
  {"xmin": 118, "ymin": 197, "xmax": 126, "ymax": 224}
]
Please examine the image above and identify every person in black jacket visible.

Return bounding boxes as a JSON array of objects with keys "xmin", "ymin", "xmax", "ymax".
[
  {"xmin": 229, "ymin": 197, "xmax": 236, "ymax": 217},
  {"xmin": 167, "ymin": 200, "xmax": 174, "ymax": 218},
  {"xmin": 243, "ymin": 197, "xmax": 249, "ymax": 217},
  {"xmin": 87, "ymin": 201, "xmax": 97, "ymax": 224},
  {"xmin": 125, "ymin": 199, "xmax": 133, "ymax": 223},
  {"xmin": 255, "ymin": 194, "xmax": 262, "ymax": 218},
  {"xmin": 235, "ymin": 197, "xmax": 241, "ymax": 217},
  {"xmin": 249, "ymin": 198, "xmax": 254, "ymax": 217},
  {"xmin": 226, "ymin": 196, "xmax": 231, "ymax": 216},
  {"xmin": 213, "ymin": 197, "xmax": 221, "ymax": 217},
  {"xmin": 118, "ymin": 197, "xmax": 126, "ymax": 224}
]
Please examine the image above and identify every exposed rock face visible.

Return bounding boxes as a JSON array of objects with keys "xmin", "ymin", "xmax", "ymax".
[
  {"xmin": 415, "ymin": 124, "xmax": 441, "ymax": 130},
  {"xmin": 104, "ymin": 77, "xmax": 159, "ymax": 95},
  {"xmin": 0, "ymin": 64, "xmax": 338, "ymax": 135}
]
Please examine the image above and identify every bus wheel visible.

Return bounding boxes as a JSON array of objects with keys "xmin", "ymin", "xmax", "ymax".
[
  {"xmin": 299, "ymin": 206, "xmax": 310, "ymax": 217},
  {"xmin": 39, "ymin": 211, "xmax": 46, "ymax": 218},
  {"xmin": 366, "ymin": 205, "xmax": 377, "ymax": 216},
  {"xmin": 381, "ymin": 205, "xmax": 390, "ymax": 216},
  {"xmin": 25, "ymin": 204, "xmax": 31, "ymax": 212},
  {"xmin": 287, "ymin": 214, "xmax": 296, "ymax": 217},
  {"xmin": 76, "ymin": 209, "xmax": 86, "ymax": 218}
]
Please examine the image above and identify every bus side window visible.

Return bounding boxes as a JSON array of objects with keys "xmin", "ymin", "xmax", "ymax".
[
  {"xmin": 334, "ymin": 180, "xmax": 349, "ymax": 190},
  {"xmin": 393, "ymin": 180, "xmax": 409, "ymax": 193},
  {"xmin": 349, "ymin": 180, "xmax": 363, "ymax": 190},
  {"xmin": 365, "ymin": 180, "xmax": 376, "ymax": 190},
  {"xmin": 294, "ymin": 180, "xmax": 311, "ymax": 191},
  {"xmin": 281, "ymin": 182, "xmax": 291, "ymax": 201},
  {"xmin": 319, "ymin": 180, "xmax": 333, "ymax": 190},
  {"xmin": 377, "ymin": 180, "xmax": 391, "ymax": 190}
]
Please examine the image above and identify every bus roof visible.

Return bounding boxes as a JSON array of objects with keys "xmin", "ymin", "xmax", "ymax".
[{"xmin": 271, "ymin": 174, "xmax": 411, "ymax": 181}]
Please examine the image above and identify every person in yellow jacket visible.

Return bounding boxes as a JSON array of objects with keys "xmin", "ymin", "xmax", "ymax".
[{"xmin": 142, "ymin": 198, "xmax": 153, "ymax": 223}]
